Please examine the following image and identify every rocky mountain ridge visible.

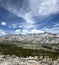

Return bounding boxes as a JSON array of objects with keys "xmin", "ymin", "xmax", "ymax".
[{"xmin": 0, "ymin": 32, "xmax": 59, "ymax": 43}]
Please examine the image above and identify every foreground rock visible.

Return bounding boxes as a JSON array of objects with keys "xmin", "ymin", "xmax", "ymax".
[{"xmin": 0, "ymin": 55, "xmax": 59, "ymax": 65}]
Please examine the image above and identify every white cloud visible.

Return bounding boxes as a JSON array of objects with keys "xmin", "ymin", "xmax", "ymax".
[
  {"xmin": 0, "ymin": 29, "xmax": 6, "ymax": 36},
  {"xmin": 9, "ymin": 24, "xmax": 18, "ymax": 28},
  {"xmin": 23, "ymin": 24, "xmax": 34, "ymax": 30},
  {"xmin": 29, "ymin": 29, "xmax": 44, "ymax": 34},
  {"xmin": 9, "ymin": 24, "xmax": 23, "ymax": 28},
  {"xmin": 54, "ymin": 24, "xmax": 59, "ymax": 27},
  {"xmin": 21, "ymin": 29, "xmax": 44, "ymax": 35},
  {"xmin": 0, "ymin": 0, "xmax": 59, "ymax": 35},
  {"xmin": 42, "ymin": 26, "xmax": 59, "ymax": 34},
  {"xmin": 21, "ymin": 29, "xmax": 29, "ymax": 35},
  {"xmin": 0, "ymin": 0, "xmax": 59, "ymax": 28},
  {"xmin": 19, "ymin": 26, "xmax": 23, "ymax": 28},
  {"xmin": 39, "ymin": 0, "xmax": 59, "ymax": 16},
  {"xmin": 1, "ymin": 22, "xmax": 6, "ymax": 26},
  {"xmin": 0, "ymin": 0, "xmax": 59, "ymax": 17},
  {"xmin": 14, "ymin": 29, "xmax": 29, "ymax": 35},
  {"xmin": 42, "ymin": 23, "xmax": 59, "ymax": 34},
  {"xmin": 24, "ymin": 12, "xmax": 35, "ymax": 24},
  {"xmin": 15, "ymin": 29, "xmax": 21, "ymax": 34}
]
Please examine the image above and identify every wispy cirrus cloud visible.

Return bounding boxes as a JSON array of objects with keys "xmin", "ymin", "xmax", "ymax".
[
  {"xmin": 54, "ymin": 23, "xmax": 59, "ymax": 27},
  {"xmin": 39, "ymin": 0, "xmax": 59, "ymax": 16},
  {"xmin": 0, "ymin": 0, "xmax": 59, "ymax": 21},
  {"xmin": 42, "ymin": 26, "xmax": 59, "ymax": 34},
  {"xmin": 0, "ymin": 0, "xmax": 59, "ymax": 35}
]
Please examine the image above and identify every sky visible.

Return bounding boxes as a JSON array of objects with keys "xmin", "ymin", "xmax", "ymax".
[{"xmin": 0, "ymin": 0, "xmax": 59, "ymax": 36}]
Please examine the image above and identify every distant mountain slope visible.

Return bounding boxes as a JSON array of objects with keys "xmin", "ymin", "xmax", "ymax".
[{"xmin": 0, "ymin": 32, "xmax": 59, "ymax": 44}]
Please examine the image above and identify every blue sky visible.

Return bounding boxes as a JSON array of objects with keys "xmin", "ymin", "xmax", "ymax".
[{"xmin": 0, "ymin": 0, "xmax": 59, "ymax": 36}]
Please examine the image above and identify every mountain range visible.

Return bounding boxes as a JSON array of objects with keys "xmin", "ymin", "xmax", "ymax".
[{"xmin": 0, "ymin": 32, "xmax": 59, "ymax": 44}]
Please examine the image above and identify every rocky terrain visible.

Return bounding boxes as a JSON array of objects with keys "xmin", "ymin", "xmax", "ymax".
[
  {"xmin": 0, "ymin": 32, "xmax": 59, "ymax": 44},
  {"xmin": 0, "ymin": 32, "xmax": 59, "ymax": 65},
  {"xmin": 0, "ymin": 55, "xmax": 59, "ymax": 65}
]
